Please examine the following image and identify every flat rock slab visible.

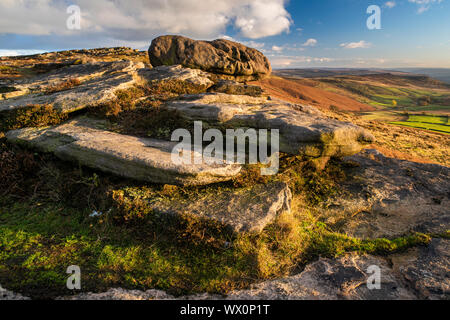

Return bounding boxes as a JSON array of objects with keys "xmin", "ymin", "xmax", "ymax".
[
  {"xmin": 5, "ymin": 118, "xmax": 242, "ymax": 186},
  {"xmin": 165, "ymin": 93, "xmax": 375, "ymax": 158},
  {"xmin": 149, "ymin": 181, "xmax": 292, "ymax": 233},
  {"xmin": 0, "ymin": 61, "xmax": 144, "ymax": 113},
  {"xmin": 321, "ymin": 149, "xmax": 450, "ymax": 239},
  {"xmin": 137, "ymin": 65, "xmax": 214, "ymax": 90},
  {"xmin": 56, "ymin": 239, "xmax": 450, "ymax": 300}
]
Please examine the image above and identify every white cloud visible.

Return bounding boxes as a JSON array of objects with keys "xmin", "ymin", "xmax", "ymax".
[
  {"xmin": 302, "ymin": 38, "xmax": 317, "ymax": 47},
  {"xmin": 272, "ymin": 45, "xmax": 284, "ymax": 52},
  {"xmin": 340, "ymin": 40, "xmax": 372, "ymax": 49},
  {"xmin": 269, "ymin": 54, "xmax": 334, "ymax": 68},
  {"xmin": 242, "ymin": 41, "xmax": 265, "ymax": 49},
  {"xmin": 0, "ymin": 0, "xmax": 292, "ymax": 42},
  {"xmin": 0, "ymin": 49, "xmax": 48, "ymax": 57},
  {"xmin": 384, "ymin": 1, "xmax": 396, "ymax": 8},
  {"xmin": 408, "ymin": 0, "xmax": 443, "ymax": 14},
  {"xmin": 220, "ymin": 35, "xmax": 236, "ymax": 41}
]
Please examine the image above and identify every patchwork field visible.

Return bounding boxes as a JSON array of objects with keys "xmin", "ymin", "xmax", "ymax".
[{"xmin": 390, "ymin": 115, "xmax": 450, "ymax": 134}]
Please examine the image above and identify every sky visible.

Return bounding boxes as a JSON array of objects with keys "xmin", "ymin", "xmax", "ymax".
[{"xmin": 0, "ymin": 0, "xmax": 449, "ymax": 68}]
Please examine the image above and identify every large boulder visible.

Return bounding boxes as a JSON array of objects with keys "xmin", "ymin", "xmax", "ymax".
[{"xmin": 148, "ymin": 35, "xmax": 272, "ymax": 81}]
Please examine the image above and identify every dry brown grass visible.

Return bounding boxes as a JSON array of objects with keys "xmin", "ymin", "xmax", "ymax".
[
  {"xmin": 250, "ymin": 76, "xmax": 375, "ymax": 112},
  {"xmin": 44, "ymin": 78, "xmax": 81, "ymax": 95},
  {"xmin": 0, "ymin": 142, "xmax": 39, "ymax": 197},
  {"xmin": 356, "ymin": 119, "xmax": 450, "ymax": 166},
  {"xmin": 0, "ymin": 104, "xmax": 68, "ymax": 132},
  {"xmin": 322, "ymin": 109, "xmax": 450, "ymax": 166}
]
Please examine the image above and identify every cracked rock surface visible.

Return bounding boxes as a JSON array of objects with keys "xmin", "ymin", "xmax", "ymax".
[{"xmin": 321, "ymin": 149, "xmax": 450, "ymax": 239}]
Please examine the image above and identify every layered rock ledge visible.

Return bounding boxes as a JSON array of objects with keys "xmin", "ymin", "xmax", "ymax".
[
  {"xmin": 5, "ymin": 118, "xmax": 242, "ymax": 186},
  {"xmin": 165, "ymin": 93, "xmax": 375, "ymax": 158},
  {"xmin": 0, "ymin": 60, "xmax": 144, "ymax": 113}
]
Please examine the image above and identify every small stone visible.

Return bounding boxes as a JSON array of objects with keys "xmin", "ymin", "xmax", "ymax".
[{"xmin": 149, "ymin": 181, "xmax": 292, "ymax": 233}]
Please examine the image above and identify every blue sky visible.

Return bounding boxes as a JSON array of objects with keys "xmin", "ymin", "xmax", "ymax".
[{"xmin": 0, "ymin": 0, "xmax": 449, "ymax": 68}]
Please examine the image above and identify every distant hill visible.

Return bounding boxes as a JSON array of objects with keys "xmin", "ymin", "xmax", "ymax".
[
  {"xmin": 394, "ymin": 68, "xmax": 450, "ymax": 84},
  {"xmin": 273, "ymin": 68, "xmax": 404, "ymax": 79},
  {"xmin": 257, "ymin": 69, "xmax": 450, "ymax": 115},
  {"xmin": 274, "ymin": 68, "xmax": 450, "ymax": 85}
]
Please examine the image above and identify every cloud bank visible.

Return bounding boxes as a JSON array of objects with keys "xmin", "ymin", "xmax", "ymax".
[{"xmin": 0, "ymin": 0, "xmax": 292, "ymax": 44}]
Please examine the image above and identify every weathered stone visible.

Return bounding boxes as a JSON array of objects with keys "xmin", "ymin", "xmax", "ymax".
[
  {"xmin": 5, "ymin": 118, "xmax": 242, "ymax": 186},
  {"xmin": 0, "ymin": 61, "xmax": 144, "ymax": 113},
  {"xmin": 149, "ymin": 181, "xmax": 292, "ymax": 233},
  {"xmin": 209, "ymin": 79, "xmax": 263, "ymax": 97},
  {"xmin": 137, "ymin": 65, "xmax": 214, "ymax": 91},
  {"xmin": 220, "ymin": 254, "xmax": 417, "ymax": 300},
  {"xmin": 57, "ymin": 288, "xmax": 174, "ymax": 301},
  {"xmin": 321, "ymin": 149, "xmax": 450, "ymax": 239},
  {"xmin": 148, "ymin": 35, "xmax": 271, "ymax": 81},
  {"xmin": 0, "ymin": 285, "xmax": 30, "ymax": 300},
  {"xmin": 165, "ymin": 93, "xmax": 375, "ymax": 158},
  {"xmin": 391, "ymin": 239, "xmax": 449, "ymax": 300}
]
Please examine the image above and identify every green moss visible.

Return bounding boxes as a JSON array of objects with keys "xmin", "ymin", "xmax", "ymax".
[
  {"xmin": 280, "ymin": 157, "xmax": 345, "ymax": 205},
  {"xmin": 0, "ymin": 189, "xmax": 433, "ymax": 299}
]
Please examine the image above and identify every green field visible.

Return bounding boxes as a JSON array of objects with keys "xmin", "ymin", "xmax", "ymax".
[{"xmin": 390, "ymin": 114, "xmax": 450, "ymax": 134}]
